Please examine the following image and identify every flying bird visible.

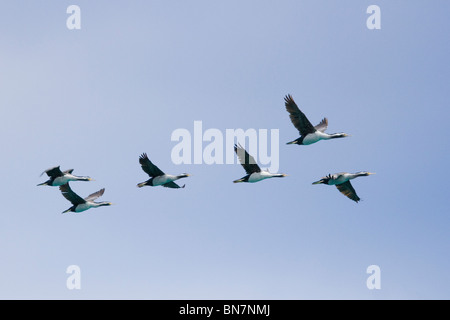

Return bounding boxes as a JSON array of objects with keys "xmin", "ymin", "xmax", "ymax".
[
  {"xmin": 312, "ymin": 172, "xmax": 375, "ymax": 202},
  {"xmin": 37, "ymin": 166, "xmax": 92, "ymax": 186},
  {"xmin": 284, "ymin": 94, "xmax": 349, "ymax": 145},
  {"xmin": 59, "ymin": 183, "xmax": 112, "ymax": 213},
  {"xmin": 233, "ymin": 143, "xmax": 287, "ymax": 183},
  {"xmin": 137, "ymin": 153, "xmax": 189, "ymax": 188}
]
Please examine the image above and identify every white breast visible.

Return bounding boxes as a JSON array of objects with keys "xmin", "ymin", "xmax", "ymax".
[
  {"xmin": 304, "ymin": 131, "xmax": 335, "ymax": 145},
  {"xmin": 302, "ymin": 132, "xmax": 322, "ymax": 145},
  {"xmin": 53, "ymin": 174, "xmax": 82, "ymax": 186},
  {"xmin": 53, "ymin": 176, "xmax": 70, "ymax": 186},
  {"xmin": 248, "ymin": 171, "xmax": 272, "ymax": 183},
  {"xmin": 329, "ymin": 174, "xmax": 351, "ymax": 185},
  {"xmin": 75, "ymin": 203, "xmax": 92, "ymax": 212},
  {"xmin": 153, "ymin": 175, "xmax": 177, "ymax": 186}
]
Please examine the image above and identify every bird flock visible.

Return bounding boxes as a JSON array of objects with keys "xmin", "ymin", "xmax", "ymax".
[{"xmin": 38, "ymin": 94, "xmax": 374, "ymax": 213}]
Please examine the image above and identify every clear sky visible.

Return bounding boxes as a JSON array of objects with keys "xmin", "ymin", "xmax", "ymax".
[{"xmin": 0, "ymin": 1, "xmax": 449, "ymax": 299}]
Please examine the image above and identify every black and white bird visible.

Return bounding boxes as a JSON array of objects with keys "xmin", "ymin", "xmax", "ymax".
[
  {"xmin": 59, "ymin": 183, "xmax": 112, "ymax": 213},
  {"xmin": 284, "ymin": 94, "xmax": 349, "ymax": 145},
  {"xmin": 37, "ymin": 166, "xmax": 92, "ymax": 186},
  {"xmin": 312, "ymin": 172, "xmax": 375, "ymax": 202},
  {"xmin": 233, "ymin": 144, "xmax": 287, "ymax": 183},
  {"xmin": 137, "ymin": 153, "xmax": 189, "ymax": 189}
]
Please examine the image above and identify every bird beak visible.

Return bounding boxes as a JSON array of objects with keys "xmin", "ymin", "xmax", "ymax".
[
  {"xmin": 286, "ymin": 141, "xmax": 296, "ymax": 145},
  {"xmin": 282, "ymin": 174, "xmax": 288, "ymax": 177},
  {"xmin": 367, "ymin": 172, "xmax": 375, "ymax": 175},
  {"xmin": 312, "ymin": 180, "xmax": 322, "ymax": 185},
  {"xmin": 88, "ymin": 178, "xmax": 95, "ymax": 181}
]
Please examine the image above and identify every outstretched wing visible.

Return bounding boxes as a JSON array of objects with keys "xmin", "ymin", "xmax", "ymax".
[
  {"xmin": 335, "ymin": 181, "xmax": 360, "ymax": 202},
  {"xmin": 314, "ymin": 118, "xmax": 328, "ymax": 132},
  {"xmin": 84, "ymin": 188, "xmax": 105, "ymax": 201},
  {"xmin": 162, "ymin": 181, "xmax": 185, "ymax": 189},
  {"xmin": 59, "ymin": 183, "xmax": 85, "ymax": 205},
  {"xmin": 139, "ymin": 153, "xmax": 165, "ymax": 177},
  {"xmin": 42, "ymin": 166, "xmax": 64, "ymax": 178},
  {"xmin": 234, "ymin": 144, "xmax": 261, "ymax": 175},
  {"xmin": 284, "ymin": 94, "xmax": 316, "ymax": 136}
]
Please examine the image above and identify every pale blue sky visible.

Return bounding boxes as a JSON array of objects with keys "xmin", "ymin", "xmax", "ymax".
[{"xmin": 0, "ymin": 1, "xmax": 449, "ymax": 299}]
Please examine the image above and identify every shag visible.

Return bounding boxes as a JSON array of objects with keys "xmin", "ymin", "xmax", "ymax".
[
  {"xmin": 137, "ymin": 153, "xmax": 189, "ymax": 188},
  {"xmin": 312, "ymin": 172, "xmax": 375, "ymax": 202},
  {"xmin": 284, "ymin": 94, "xmax": 349, "ymax": 145},
  {"xmin": 59, "ymin": 183, "xmax": 112, "ymax": 213},
  {"xmin": 37, "ymin": 166, "xmax": 92, "ymax": 186},
  {"xmin": 233, "ymin": 144, "xmax": 287, "ymax": 183}
]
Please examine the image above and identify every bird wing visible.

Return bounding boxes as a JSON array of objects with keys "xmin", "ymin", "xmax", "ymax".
[
  {"xmin": 84, "ymin": 188, "xmax": 105, "ymax": 201},
  {"xmin": 335, "ymin": 181, "xmax": 360, "ymax": 202},
  {"xmin": 139, "ymin": 153, "xmax": 165, "ymax": 177},
  {"xmin": 59, "ymin": 183, "xmax": 85, "ymax": 205},
  {"xmin": 162, "ymin": 181, "xmax": 185, "ymax": 189},
  {"xmin": 314, "ymin": 118, "xmax": 328, "ymax": 132},
  {"xmin": 234, "ymin": 144, "xmax": 261, "ymax": 175},
  {"xmin": 42, "ymin": 166, "xmax": 64, "ymax": 178},
  {"xmin": 63, "ymin": 169, "xmax": 74, "ymax": 174},
  {"xmin": 284, "ymin": 94, "xmax": 316, "ymax": 136}
]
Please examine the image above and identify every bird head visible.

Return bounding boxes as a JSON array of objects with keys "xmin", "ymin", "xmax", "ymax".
[
  {"xmin": 99, "ymin": 202, "xmax": 113, "ymax": 207},
  {"xmin": 357, "ymin": 172, "xmax": 375, "ymax": 177}
]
